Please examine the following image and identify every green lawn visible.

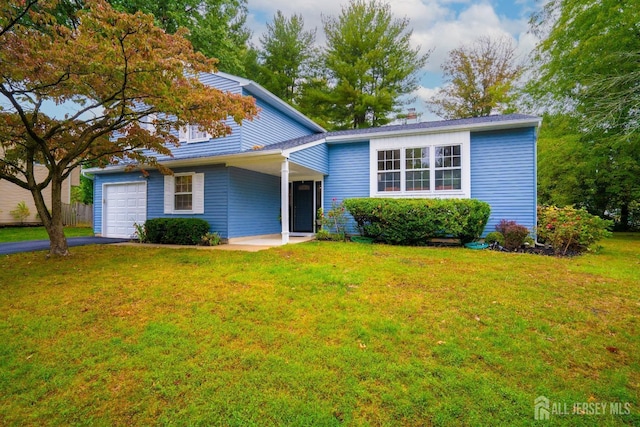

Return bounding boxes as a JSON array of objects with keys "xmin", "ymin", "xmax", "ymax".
[
  {"xmin": 0, "ymin": 234, "xmax": 638, "ymax": 426},
  {"xmin": 0, "ymin": 226, "xmax": 93, "ymax": 243}
]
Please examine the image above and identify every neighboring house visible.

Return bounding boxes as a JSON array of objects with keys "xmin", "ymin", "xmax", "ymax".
[
  {"xmin": 87, "ymin": 71, "xmax": 541, "ymax": 242},
  {"xmin": 0, "ymin": 149, "xmax": 80, "ymax": 225}
]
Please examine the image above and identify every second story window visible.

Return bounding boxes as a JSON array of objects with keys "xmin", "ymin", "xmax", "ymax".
[{"xmin": 179, "ymin": 125, "xmax": 210, "ymax": 143}]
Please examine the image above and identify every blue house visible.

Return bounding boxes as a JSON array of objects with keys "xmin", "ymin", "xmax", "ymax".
[{"xmin": 88, "ymin": 71, "xmax": 541, "ymax": 243}]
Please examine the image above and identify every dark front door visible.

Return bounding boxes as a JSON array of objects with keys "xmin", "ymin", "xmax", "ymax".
[{"xmin": 292, "ymin": 181, "xmax": 314, "ymax": 232}]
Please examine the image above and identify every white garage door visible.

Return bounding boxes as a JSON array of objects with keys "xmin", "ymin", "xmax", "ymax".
[{"xmin": 103, "ymin": 182, "xmax": 147, "ymax": 238}]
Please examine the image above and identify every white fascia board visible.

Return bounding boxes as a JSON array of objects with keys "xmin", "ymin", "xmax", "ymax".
[
  {"xmin": 326, "ymin": 117, "xmax": 542, "ymax": 144},
  {"xmin": 244, "ymin": 83, "xmax": 326, "ymax": 133},
  {"xmin": 282, "ymin": 138, "xmax": 328, "ymax": 157},
  {"xmin": 84, "ymin": 149, "xmax": 284, "ymax": 174},
  {"xmin": 214, "ymin": 70, "xmax": 252, "ymax": 86}
]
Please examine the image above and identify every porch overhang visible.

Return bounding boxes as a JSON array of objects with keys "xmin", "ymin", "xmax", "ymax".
[{"xmin": 84, "ymin": 150, "xmax": 325, "ymax": 179}]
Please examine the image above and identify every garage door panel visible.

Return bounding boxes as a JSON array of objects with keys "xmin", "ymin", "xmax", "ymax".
[{"xmin": 104, "ymin": 182, "xmax": 147, "ymax": 238}]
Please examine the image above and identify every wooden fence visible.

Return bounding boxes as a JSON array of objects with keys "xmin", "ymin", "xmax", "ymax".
[{"xmin": 62, "ymin": 203, "xmax": 93, "ymax": 227}]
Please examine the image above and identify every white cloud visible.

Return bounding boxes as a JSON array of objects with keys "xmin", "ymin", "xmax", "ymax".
[
  {"xmin": 415, "ymin": 85, "xmax": 440, "ymax": 102},
  {"xmin": 413, "ymin": 4, "xmax": 522, "ymax": 73}
]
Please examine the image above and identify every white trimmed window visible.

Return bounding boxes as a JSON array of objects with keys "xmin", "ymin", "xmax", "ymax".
[
  {"xmin": 434, "ymin": 145, "xmax": 462, "ymax": 191},
  {"xmin": 377, "ymin": 149, "xmax": 401, "ymax": 192},
  {"xmin": 405, "ymin": 147, "xmax": 430, "ymax": 191},
  {"xmin": 179, "ymin": 125, "xmax": 210, "ymax": 143},
  {"xmin": 370, "ymin": 131, "xmax": 470, "ymax": 198},
  {"xmin": 164, "ymin": 173, "xmax": 205, "ymax": 214}
]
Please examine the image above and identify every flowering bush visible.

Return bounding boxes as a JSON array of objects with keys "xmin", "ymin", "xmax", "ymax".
[
  {"xmin": 495, "ymin": 219, "xmax": 530, "ymax": 250},
  {"xmin": 537, "ymin": 206, "xmax": 612, "ymax": 255},
  {"xmin": 318, "ymin": 198, "xmax": 348, "ymax": 241}
]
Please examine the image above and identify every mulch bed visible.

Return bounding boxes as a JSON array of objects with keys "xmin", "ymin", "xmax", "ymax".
[{"xmin": 488, "ymin": 242, "xmax": 580, "ymax": 257}]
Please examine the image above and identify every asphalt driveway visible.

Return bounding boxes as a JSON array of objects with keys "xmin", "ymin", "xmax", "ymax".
[{"xmin": 0, "ymin": 237, "xmax": 130, "ymax": 255}]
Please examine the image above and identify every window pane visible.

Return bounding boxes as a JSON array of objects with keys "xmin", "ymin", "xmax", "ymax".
[
  {"xmin": 377, "ymin": 150, "xmax": 400, "ymax": 171},
  {"xmin": 406, "ymin": 170, "xmax": 430, "ymax": 191},
  {"xmin": 434, "ymin": 147, "xmax": 443, "ymax": 167},
  {"xmin": 378, "ymin": 172, "xmax": 401, "ymax": 192},
  {"xmin": 435, "ymin": 169, "xmax": 462, "ymax": 191},
  {"xmin": 406, "ymin": 147, "xmax": 429, "ymax": 169},
  {"xmin": 175, "ymin": 175, "xmax": 192, "ymax": 193},
  {"xmin": 435, "ymin": 145, "xmax": 461, "ymax": 170},
  {"xmin": 174, "ymin": 194, "xmax": 192, "ymax": 210},
  {"xmin": 189, "ymin": 126, "xmax": 208, "ymax": 141}
]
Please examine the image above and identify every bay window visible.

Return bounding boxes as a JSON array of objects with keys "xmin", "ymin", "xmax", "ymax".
[{"xmin": 370, "ymin": 131, "xmax": 470, "ymax": 197}]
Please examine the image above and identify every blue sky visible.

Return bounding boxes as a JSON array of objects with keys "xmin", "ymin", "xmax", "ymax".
[{"xmin": 245, "ymin": 0, "xmax": 541, "ymax": 119}]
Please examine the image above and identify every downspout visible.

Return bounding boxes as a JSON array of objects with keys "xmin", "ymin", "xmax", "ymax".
[{"xmin": 533, "ymin": 120, "xmax": 545, "ymax": 247}]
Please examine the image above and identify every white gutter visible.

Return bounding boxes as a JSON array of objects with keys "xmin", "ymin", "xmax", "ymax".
[
  {"xmin": 84, "ymin": 148, "xmax": 284, "ymax": 174},
  {"xmin": 81, "ymin": 169, "xmax": 95, "ymax": 180},
  {"xmin": 325, "ymin": 117, "xmax": 543, "ymax": 143}
]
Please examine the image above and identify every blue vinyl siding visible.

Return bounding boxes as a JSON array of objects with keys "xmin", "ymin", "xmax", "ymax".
[
  {"xmin": 471, "ymin": 127, "xmax": 537, "ymax": 235},
  {"xmin": 241, "ymin": 95, "xmax": 316, "ymax": 150},
  {"xmin": 93, "ymin": 173, "xmax": 147, "ymax": 235},
  {"xmin": 227, "ymin": 167, "xmax": 281, "ymax": 238},
  {"xmin": 146, "ymin": 164, "xmax": 229, "ymax": 237},
  {"xmin": 169, "ymin": 121, "xmax": 242, "ymax": 159},
  {"xmin": 94, "ymin": 165, "xmax": 231, "ymax": 237},
  {"xmin": 289, "ymin": 143, "xmax": 329, "ymax": 174},
  {"xmin": 324, "ymin": 142, "xmax": 370, "ymax": 233},
  {"xmin": 158, "ymin": 73, "xmax": 244, "ymax": 159},
  {"xmin": 199, "ymin": 72, "xmax": 242, "ymax": 94}
]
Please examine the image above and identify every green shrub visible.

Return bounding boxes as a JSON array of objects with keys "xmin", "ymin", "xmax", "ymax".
[
  {"xmin": 495, "ymin": 219, "xmax": 530, "ymax": 250},
  {"xmin": 200, "ymin": 232, "xmax": 222, "ymax": 246},
  {"xmin": 343, "ymin": 198, "xmax": 490, "ymax": 245},
  {"xmin": 537, "ymin": 206, "xmax": 613, "ymax": 255},
  {"xmin": 315, "ymin": 229, "xmax": 344, "ymax": 241},
  {"xmin": 484, "ymin": 231, "xmax": 505, "ymax": 246},
  {"xmin": 315, "ymin": 229, "xmax": 332, "ymax": 241},
  {"xmin": 145, "ymin": 218, "xmax": 210, "ymax": 245}
]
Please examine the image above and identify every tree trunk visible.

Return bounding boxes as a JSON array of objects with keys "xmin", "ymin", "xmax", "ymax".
[
  {"xmin": 619, "ymin": 202, "xmax": 630, "ymax": 231},
  {"xmin": 31, "ymin": 175, "xmax": 69, "ymax": 257}
]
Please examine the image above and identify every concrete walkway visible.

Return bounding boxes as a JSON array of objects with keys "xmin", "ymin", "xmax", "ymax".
[
  {"xmin": 0, "ymin": 237, "xmax": 129, "ymax": 255},
  {"xmin": 116, "ymin": 235, "xmax": 315, "ymax": 252}
]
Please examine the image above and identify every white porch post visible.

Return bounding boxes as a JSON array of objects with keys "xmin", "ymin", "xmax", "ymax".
[{"xmin": 281, "ymin": 159, "xmax": 290, "ymax": 244}]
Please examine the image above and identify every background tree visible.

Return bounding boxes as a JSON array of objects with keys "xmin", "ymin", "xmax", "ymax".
[
  {"xmin": 318, "ymin": 0, "xmax": 428, "ymax": 129},
  {"xmin": 537, "ymin": 114, "xmax": 590, "ymax": 206},
  {"xmin": 0, "ymin": 0, "xmax": 257, "ymax": 256},
  {"xmin": 296, "ymin": 62, "xmax": 335, "ymax": 130},
  {"xmin": 427, "ymin": 36, "xmax": 522, "ymax": 119},
  {"xmin": 252, "ymin": 11, "xmax": 317, "ymax": 105},
  {"xmin": 529, "ymin": 0, "xmax": 640, "ymax": 229},
  {"xmin": 109, "ymin": 0, "xmax": 251, "ymax": 75}
]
